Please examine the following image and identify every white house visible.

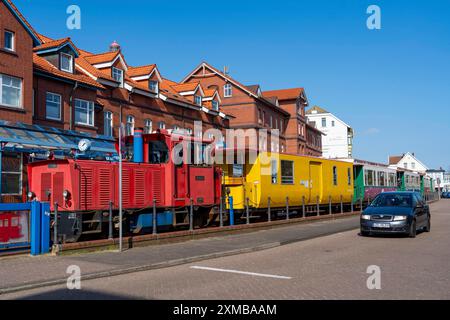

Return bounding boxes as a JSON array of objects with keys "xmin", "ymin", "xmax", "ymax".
[
  {"xmin": 426, "ymin": 169, "xmax": 445, "ymax": 191},
  {"xmin": 306, "ymin": 106, "xmax": 354, "ymax": 159},
  {"xmin": 388, "ymin": 152, "xmax": 428, "ymax": 174}
]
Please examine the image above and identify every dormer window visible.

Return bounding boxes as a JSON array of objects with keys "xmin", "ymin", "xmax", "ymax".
[
  {"xmin": 149, "ymin": 80, "xmax": 159, "ymax": 93},
  {"xmin": 224, "ymin": 83, "xmax": 232, "ymax": 97},
  {"xmin": 212, "ymin": 100, "xmax": 219, "ymax": 111},
  {"xmin": 194, "ymin": 95, "xmax": 202, "ymax": 106},
  {"xmin": 112, "ymin": 67, "xmax": 124, "ymax": 87},
  {"xmin": 4, "ymin": 30, "xmax": 15, "ymax": 51},
  {"xmin": 60, "ymin": 53, "xmax": 73, "ymax": 73}
]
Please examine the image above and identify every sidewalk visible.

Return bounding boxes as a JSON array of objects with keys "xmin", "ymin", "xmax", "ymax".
[{"xmin": 0, "ymin": 214, "xmax": 359, "ymax": 294}]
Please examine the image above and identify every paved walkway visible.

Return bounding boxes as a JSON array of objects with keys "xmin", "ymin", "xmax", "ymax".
[{"xmin": 0, "ymin": 215, "xmax": 359, "ymax": 294}]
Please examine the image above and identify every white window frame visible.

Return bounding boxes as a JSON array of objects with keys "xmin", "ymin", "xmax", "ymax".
[
  {"xmin": 148, "ymin": 80, "xmax": 159, "ymax": 93},
  {"xmin": 0, "ymin": 74, "xmax": 23, "ymax": 109},
  {"xmin": 211, "ymin": 100, "xmax": 219, "ymax": 111},
  {"xmin": 104, "ymin": 111, "xmax": 113, "ymax": 136},
  {"xmin": 194, "ymin": 95, "xmax": 202, "ymax": 106},
  {"xmin": 45, "ymin": 92, "xmax": 62, "ymax": 121},
  {"xmin": 74, "ymin": 98, "xmax": 94, "ymax": 126},
  {"xmin": 60, "ymin": 52, "xmax": 73, "ymax": 73},
  {"xmin": 321, "ymin": 117, "xmax": 326, "ymax": 127},
  {"xmin": 158, "ymin": 121, "xmax": 165, "ymax": 129},
  {"xmin": 1, "ymin": 152, "xmax": 22, "ymax": 196},
  {"xmin": 224, "ymin": 83, "xmax": 232, "ymax": 97},
  {"xmin": 112, "ymin": 67, "xmax": 124, "ymax": 87},
  {"xmin": 144, "ymin": 119, "xmax": 153, "ymax": 134},
  {"xmin": 126, "ymin": 115, "xmax": 135, "ymax": 136},
  {"xmin": 4, "ymin": 30, "xmax": 15, "ymax": 51}
]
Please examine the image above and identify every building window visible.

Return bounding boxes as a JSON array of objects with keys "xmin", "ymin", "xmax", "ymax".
[
  {"xmin": 126, "ymin": 115, "xmax": 135, "ymax": 136},
  {"xmin": 331, "ymin": 120, "xmax": 335, "ymax": 127},
  {"xmin": 75, "ymin": 99, "xmax": 94, "ymax": 126},
  {"xmin": 4, "ymin": 30, "xmax": 14, "ymax": 51},
  {"xmin": 144, "ymin": 119, "xmax": 152, "ymax": 134},
  {"xmin": 321, "ymin": 118, "xmax": 326, "ymax": 127},
  {"xmin": 60, "ymin": 53, "xmax": 73, "ymax": 73},
  {"xmin": 271, "ymin": 160, "xmax": 278, "ymax": 184},
  {"xmin": 403, "ymin": 162, "xmax": 408, "ymax": 169},
  {"xmin": 211, "ymin": 100, "xmax": 219, "ymax": 111},
  {"xmin": 258, "ymin": 109, "xmax": 262, "ymax": 124},
  {"xmin": 280, "ymin": 120, "xmax": 283, "ymax": 132},
  {"xmin": 45, "ymin": 92, "xmax": 61, "ymax": 121},
  {"xmin": 0, "ymin": 74, "xmax": 22, "ymax": 108},
  {"xmin": 1, "ymin": 152, "xmax": 22, "ymax": 195},
  {"xmin": 186, "ymin": 128, "xmax": 193, "ymax": 136},
  {"xmin": 112, "ymin": 67, "xmax": 124, "ymax": 87},
  {"xmin": 158, "ymin": 121, "xmax": 165, "ymax": 129},
  {"xmin": 104, "ymin": 111, "xmax": 113, "ymax": 136},
  {"xmin": 224, "ymin": 83, "xmax": 232, "ymax": 97},
  {"xmin": 149, "ymin": 80, "xmax": 159, "ymax": 93},
  {"xmin": 194, "ymin": 95, "xmax": 202, "ymax": 106},
  {"xmin": 411, "ymin": 162, "xmax": 416, "ymax": 169},
  {"xmin": 281, "ymin": 160, "xmax": 294, "ymax": 184},
  {"xmin": 332, "ymin": 166, "xmax": 338, "ymax": 186}
]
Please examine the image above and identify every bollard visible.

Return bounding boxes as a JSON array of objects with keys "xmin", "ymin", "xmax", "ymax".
[
  {"xmin": 108, "ymin": 201, "xmax": 113, "ymax": 239},
  {"xmin": 219, "ymin": 196, "xmax": 224, "ymax": 227},
  {"xmin": 152, "ymin": 199, "xmax": 157, "ymax": 235},
  {"xmin": 316, "ymin": 196, "xmax": 320, "ymax": 216},
  {"xmin": 189, "ymin": 198, "xmax": 194, "ymax": 231},
  {"xmin": 286, "ymin": 197, "xmax": 289, "ymax": 220},
  {"xmin": 246, "ymin": 197, "xmax": 250, "ymax": 225},
  {"xmin": 228, "ymin": 196, "xmax": 234, "ymax": 226},
  {"xmin": 302, "ymin": 196, "xmax": 305, "ymax": 218},
  {"xmin": 328, "ymin": 195, "xmax": 332, "ymax": 215},
  {"xmin": 268, "ymin": 197, "xmax": 271, "ymax": 222},
  {"xmin": 340, "ymin": 195, "xmax": 343, "ymax": 214},
  {"xmin": 53, "ymin": 202, "xmax": 58, "ymax": 246}
]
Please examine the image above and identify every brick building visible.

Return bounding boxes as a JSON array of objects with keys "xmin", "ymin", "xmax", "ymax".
[{"xmin": 181, "ymin": 62, "xmax": 291, "ymax": 153}]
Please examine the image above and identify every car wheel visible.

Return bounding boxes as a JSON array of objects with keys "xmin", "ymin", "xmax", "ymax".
[
  {"xmin": 360, "ymin": 230, "xmax": 370, "ymax": 237},
  {"xmin": 408, "ymin": 220, "xmax": 417, "ymax": 238},
  {"xmin": 424, "ymin": 216, "xmax": 431, "ymax": 232}
]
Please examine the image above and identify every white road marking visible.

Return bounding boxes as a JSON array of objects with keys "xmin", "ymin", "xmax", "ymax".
[{"xmin": 190, "ymin": 266, "xmax": 292, "ymax": 279}]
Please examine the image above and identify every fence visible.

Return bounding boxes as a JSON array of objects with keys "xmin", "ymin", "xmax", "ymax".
[{"xmin": 0, "ymin": 202, "xmax": 50, "ymax": 256}]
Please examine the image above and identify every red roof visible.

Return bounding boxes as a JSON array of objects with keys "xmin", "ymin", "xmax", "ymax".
[
  {"xmin": 33, "ymin": 37, "xmax": 79, "ymax": 55},
  {"xmin": 263, "ymin": 88, "xmax": 304, "ymax": 101},
  {"xmin": 84, "ymin": 51, "xmax": 121, "ymax": 65},
  {"xmin": 127, "ymin": 64, "xmax": 156, "ymax": 77},
  {"xmin": 171, "ymin": 82, "xmax": 200, "ymax": 93},
  {"xmin": 33, "ymin": 54, "xmax": 104, "ymax": 89}
]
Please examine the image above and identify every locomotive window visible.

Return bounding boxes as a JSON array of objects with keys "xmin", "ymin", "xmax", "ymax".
[
  {"xmin": 271, "ymin": 160, "xmax": 278, "ymax": 184},
  {"xmin": 148, "ymin": 140, "xmax": 169, "ymax": 164},
  {"xmin": 232, "ymin": 164, "xmax": 244, "ymax": 177},
  {"xmin": 333, "ymin": 166, "xmax": 338, "ymax": 186},
  {"xmin": 281, "ymin": 160, "xmax": 294, "ymax": 184}
]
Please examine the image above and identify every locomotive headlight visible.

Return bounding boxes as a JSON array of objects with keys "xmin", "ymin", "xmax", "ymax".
[
  {"xmin": 63, "ymin": 190, "xmax": 71, "ymax": 200},
  {"xmin": 27, "ymin": 191, "xmax": 35, "ymax": 200}
]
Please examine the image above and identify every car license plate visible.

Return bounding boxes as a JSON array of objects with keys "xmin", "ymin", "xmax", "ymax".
[{"xmin": 373, "ymin": 223, "xmax": 390, "ymax": 228}]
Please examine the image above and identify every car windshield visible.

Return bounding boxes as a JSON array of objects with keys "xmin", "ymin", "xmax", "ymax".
[{"xmin": 370, "ymin": 194, "xmax": 413, "ymax": 207}]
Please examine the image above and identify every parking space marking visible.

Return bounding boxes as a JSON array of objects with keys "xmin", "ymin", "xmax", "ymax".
[{"xmin": 190, "ymin": 266, "xmax": 292, "ymax": 279}]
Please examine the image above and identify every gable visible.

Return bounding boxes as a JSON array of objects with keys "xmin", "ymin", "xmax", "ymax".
[{"xmin": 2, "ymin": 0, "xmax": 41, "ymax": 46}]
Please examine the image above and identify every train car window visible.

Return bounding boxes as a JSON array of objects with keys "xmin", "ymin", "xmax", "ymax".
[
  {"xmin": 271, "ymin": 160, "xmax": 278, "ymax": 184},
  {"xmin": 389, "ymin": 173, "xmax": 396, "ymax": 186},
  {"xmin": 232, "ymin": 164, "xmax": 244, "ymax": 177},
  {"xmin": 347, "ymin": 168, "xmax": 351, "ymax": 186},
  {"xmin": 333, "ymin": 166, "xmax": 338, "ymax": 186},
  {"xmin": 281, "ymin": 160, "xmax": 294, "ymax": 184},
  {"xmin": 149, "ymin": 140, "xmax": 169, "ymax": 164},
  {"xmin": 365, "ymin": 169, "xmax": 374, "ymax": 186},
  {"xmin": 378, "ymin": 171, "xmax": 386, "ymax": 186}
]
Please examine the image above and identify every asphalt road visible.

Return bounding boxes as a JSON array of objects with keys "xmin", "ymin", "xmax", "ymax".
[{"xmin": 3, "ymin": 200, "xmax": 450, "ymax": 300}]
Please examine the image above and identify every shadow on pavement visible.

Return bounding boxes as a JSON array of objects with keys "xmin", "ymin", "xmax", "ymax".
[{"xmin": 14, "ymin": 288, "xmax": 142, "ymax": 300}]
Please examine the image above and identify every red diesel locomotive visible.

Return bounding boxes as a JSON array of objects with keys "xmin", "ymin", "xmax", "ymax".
[{"xmin": 27, "ymin": 130, "xmax": 222, "ymax": 243}]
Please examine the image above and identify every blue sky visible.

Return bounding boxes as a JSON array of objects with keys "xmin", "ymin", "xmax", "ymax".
[{"xmin": 16, "ymin": 0, "xmax": 450, "ymax": 169}]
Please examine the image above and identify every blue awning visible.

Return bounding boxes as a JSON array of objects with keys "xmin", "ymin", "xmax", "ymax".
[{"xmin": 0, "ymin": 121, "xmax": 117, "ymax": 155}]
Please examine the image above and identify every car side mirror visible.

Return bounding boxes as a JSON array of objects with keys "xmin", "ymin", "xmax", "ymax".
[{"xmin": 416, "ymin": 203, "xmax": 424, "ymax": 209}]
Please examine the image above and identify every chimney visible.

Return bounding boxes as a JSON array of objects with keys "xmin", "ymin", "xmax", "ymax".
[
  {"xmin": 109, "ymin": 40, "xmax": 120, "ymax": 52},
  {"xmin": 223, "ymin": 66, "xmax": 229, "ymax": 76}
]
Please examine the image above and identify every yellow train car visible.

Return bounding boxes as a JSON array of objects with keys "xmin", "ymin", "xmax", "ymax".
[{"xmin": 222, "ymin": 151, "xmax": 354, "ymax": 211}]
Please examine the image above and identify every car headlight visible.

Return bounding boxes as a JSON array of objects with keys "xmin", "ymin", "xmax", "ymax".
[
  {"xmin": 361, "ymin": 214, "xmax": 371, "ymax": 220},
  {"xmin": 393, "ymin": 215, "xmax": 408, "ymax": 221}
]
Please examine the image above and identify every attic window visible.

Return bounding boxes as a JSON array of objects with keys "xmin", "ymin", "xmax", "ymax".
[
  {"xmin": 112, "ymin": 67, "xmax": 124, "ymax": 87},
  {"xmin": 4, "ymin": 30, "xmax": 15, "ymax": 51},
  {"xmin": 212, "ymin": 100, "xmax": 219, "ymax": 111},
  {"xmin": 60, "ymin": 53, "xmax": 73, "ymax": 73},
  {"xmin": 149, "ymin": 80, "xmax": 159, "ymax": 93},
  {"xmin": 224, "ymin": 83, "xmax": 232, "ymax": 97},
  {"xmin": 194, "ymin": 95, "xmax": 202, "ymax": 106}
]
